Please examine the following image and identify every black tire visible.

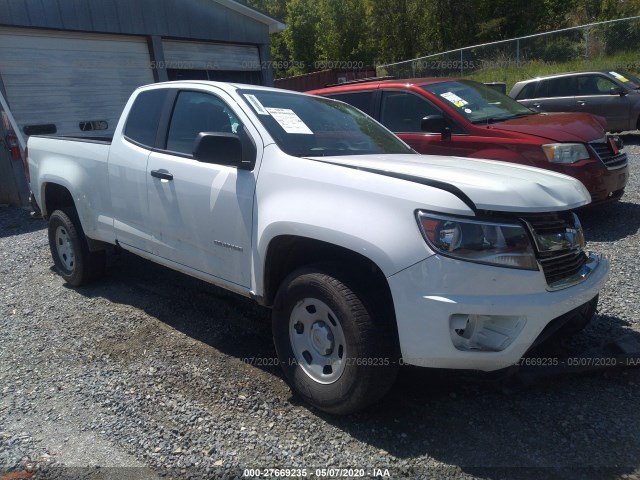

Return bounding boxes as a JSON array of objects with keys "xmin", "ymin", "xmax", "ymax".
[
  {"xmin": 272, "ymin": 264, "xmax": 398, "ymax": 415},
  {"xmin": 557, "ymin": 295, "xmax": 598, "ymax": 337},
  {"xmin": 47, "ymin": 208, "xmax": 105, "ymax": 286}
]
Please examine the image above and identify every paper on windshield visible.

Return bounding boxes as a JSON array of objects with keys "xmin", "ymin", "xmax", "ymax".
[
  {"xmin": 266, "ymin": 108, "xmax": 313, "ymax": 134},
  {"xmin": 244, "ymin": 94, "xmax": 269, "ymax": 115},
  {"xmin": 609, "ymin": 71, "xmax": 629, "ymax": 83},
  {"xmin": 440, "ymin": 92, "xmax": 469, "ymax": 108}
]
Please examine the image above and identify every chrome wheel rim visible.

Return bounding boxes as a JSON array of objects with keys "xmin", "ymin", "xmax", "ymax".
[
  {"xmin": 289, "ymin": 298, "xmax": 346, "ymax": 384},
  {"xmin": 54, "ymin": 225, "xmax": 75, "ymax": 271}
]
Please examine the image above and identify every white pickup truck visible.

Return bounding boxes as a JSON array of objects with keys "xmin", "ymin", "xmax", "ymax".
[{"xmin": 27, "ymin": 81, "xmax": 608, "ymax": 414}]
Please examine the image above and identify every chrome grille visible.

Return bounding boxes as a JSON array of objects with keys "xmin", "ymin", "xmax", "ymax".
[
  {"xmin": 538, "ymin": 250, "xmax": 588, "ymax": 285},
  {"xmin": 589, "ymin": 140, "xmax": 628, "ymax": 169},
  {"xmin": 520, "ymin": 212, "xmax": 587, "ymax": 287},
  {"xmin": 524, "ymin": 212, "xmax": 570, "ymax": 234}
]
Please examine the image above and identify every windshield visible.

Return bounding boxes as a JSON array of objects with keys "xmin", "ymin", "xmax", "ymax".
[
  {"xmin": 239, "ymin": 89, "xmax": 413, "ymax": 157},
  {"xmin": 608, "ymin": 70, "xmax": 640, "ymax": 89},
  {"xmin": 422, "ymin": 80, "xmax": 535, "ymax": 124}
]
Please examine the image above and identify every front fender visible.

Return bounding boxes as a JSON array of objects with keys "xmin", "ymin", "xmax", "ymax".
[{"xmin": 250, "ymin": 149, "xmax": 476, "ymax": 295}]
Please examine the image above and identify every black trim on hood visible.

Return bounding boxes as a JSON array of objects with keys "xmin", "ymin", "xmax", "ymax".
[{"xmin": 304, "ymin": 157, "xmax": 478, "ymax": 212}]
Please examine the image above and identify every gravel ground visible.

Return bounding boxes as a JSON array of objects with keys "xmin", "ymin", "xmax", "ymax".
[{"xmin": 1, "ymin": 135, "xmax": 639, "ymax": 480}]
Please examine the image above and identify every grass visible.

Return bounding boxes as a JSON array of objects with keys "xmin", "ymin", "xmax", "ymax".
[{"xmin": 464, "ymin": 51, "xmax": 640, "ymax": 92}]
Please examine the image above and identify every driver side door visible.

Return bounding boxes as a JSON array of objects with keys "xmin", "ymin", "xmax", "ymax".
[
  {"xmin": 377, "ymin": 90, "xmax": 475, "ymax": 157},
  {"xmin": 145, "ymin": 89, "xmax": 258, "ymax": 288}
]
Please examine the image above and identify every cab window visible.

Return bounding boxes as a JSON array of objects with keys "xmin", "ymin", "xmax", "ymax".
[
  {"xmin": 124, "ymin": 89, "xmax": 169, "ymax": 148},
  {"xmin": 165, "ymin": 91, "xmax": 240, "ymax": 155}
]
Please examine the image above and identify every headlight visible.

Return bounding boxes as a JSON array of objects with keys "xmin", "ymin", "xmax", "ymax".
[
  {"xmin": 416, "ymin": 212, "xmax": 538, "ymax": 270},
  {"xmin": 541, "ymin": 143, "xmax": 590, "ymax": 164}
]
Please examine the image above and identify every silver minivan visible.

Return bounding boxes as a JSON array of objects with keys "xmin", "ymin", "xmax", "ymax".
[{"xmin": 509, "ymin": 70, "xmax": 640, "ymax": 132}]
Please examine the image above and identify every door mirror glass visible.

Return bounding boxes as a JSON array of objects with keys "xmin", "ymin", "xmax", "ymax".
[
  {"xmin": 193, "ymin": 132, "xmax": 246, "ymax": 168},
  {"xmin": 610, "ymin": 86, "xmax": 627, "ymax": 96},
  {"xmin": 421, "ymin": 115, "xmax": 448, "ymax": 133}
]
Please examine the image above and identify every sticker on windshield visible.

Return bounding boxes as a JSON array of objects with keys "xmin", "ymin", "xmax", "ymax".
[
  {"xmin": 244, "ymin": 94, "xmax": 269, "ymax": 115},
  {"xmin": 440, "ymin": 92, "xmax": 468, "ymax": 108},
  {"xmin": 609, "ymin": 71, "xmax": 629, "ymax": 83},
  {"xmin": 265, "ymin": 108, "xmax": 313, "ymax": 134}
]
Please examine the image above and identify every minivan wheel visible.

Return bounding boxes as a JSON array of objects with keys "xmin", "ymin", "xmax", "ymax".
[
  {"xmin": 272, "ymin": 265, "xmax": 398, "ymax": 415},
  {"xmin": 48, "ymin": 208, "xmax": 105, "ymax": 286}
]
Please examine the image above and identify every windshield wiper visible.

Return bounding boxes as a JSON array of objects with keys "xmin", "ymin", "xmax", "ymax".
[
  {"xmin": 472, "ymin": 116, "xmax": 506, "ymax": 125},
  {"xmin": 474, "ymin": 112, "xmax": 534, "ymax": 125}
]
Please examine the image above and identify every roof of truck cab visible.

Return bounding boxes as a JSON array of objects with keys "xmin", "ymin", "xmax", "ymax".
[
  {"xmin": 307, "ymin": 77, "xmax": 470, "ymax": 95},
  {"xmin": 136, "ymin": 80, "xmax": 310, "ymax": 94}
]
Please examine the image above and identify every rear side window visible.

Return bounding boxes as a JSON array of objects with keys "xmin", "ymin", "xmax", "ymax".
[
  {"xmin": 515, "ymin": 82, "xmax": 537, "ymax": 100},
  {"xmin": 124, "ymin": 89, "xmax": 169, "ymax": 148},
  {"xmin": 537, "ymin": 77, "xmax": 577, "ymax": 98},
  {"xmin": 326, "ymin": 91, "xmax": 375, "ymax": 116}
]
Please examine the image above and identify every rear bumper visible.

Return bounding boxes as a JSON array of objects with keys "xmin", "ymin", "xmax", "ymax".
[{"xmin": 388, "ymin": 252, "xmax": 608, "ymax": 371}]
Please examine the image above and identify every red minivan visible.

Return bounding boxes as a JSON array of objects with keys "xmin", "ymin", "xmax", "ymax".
[{"xmin": 309, "ymin": 78, "xmax": 629, "ymax": 205}]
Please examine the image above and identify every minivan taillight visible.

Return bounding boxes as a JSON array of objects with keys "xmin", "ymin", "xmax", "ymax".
[{"xmin": 7, "ymin": 132, "xmax": 20, "ymax": 160}]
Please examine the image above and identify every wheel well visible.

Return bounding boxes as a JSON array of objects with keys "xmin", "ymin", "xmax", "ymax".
[
  {"xmin": 43, "ymin": 183, "xmax": 74, "ymax": 217},
  {"xmin": 263, "ymin": 235, "xmax": 393, "ymax": 310}
]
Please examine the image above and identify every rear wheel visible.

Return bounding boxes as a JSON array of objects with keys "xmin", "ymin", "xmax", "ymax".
[
  {"xmin": 272, "ymin": 265, "xmax": 398, "ymax": 414},
  {"xmin": 48, "ymin": 208, "xmax": 105, "ymax": 286}
]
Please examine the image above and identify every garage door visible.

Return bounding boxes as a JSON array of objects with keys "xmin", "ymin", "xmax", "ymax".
[
  {"xmin": 0, "ymin": 27, "xmax": 154, "ymax": 137},
  {"xmin": 162, "ymin": 39, "xmax": 262, "ymax": 85}
]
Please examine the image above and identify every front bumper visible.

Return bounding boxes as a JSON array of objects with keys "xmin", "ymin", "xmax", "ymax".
[
  {"xmin": 556, "ymin": 161, "xmax": 628, "ymax": 205},
  {"xmin": 388, "ymin": 252, "xmax": 608, "ymax": 371}
]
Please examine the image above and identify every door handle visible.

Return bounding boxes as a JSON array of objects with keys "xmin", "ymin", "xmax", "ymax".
[
  {"xmin": 532, "ymin": 103, "xmax": 542, "ymax": 108},
  {"xmin": 577, "ymin": 100, "xmax": 586, "ymax": 105},
  {"xmin": 150, "ymin": 169, "xmax": 173, "ymax": 181}
]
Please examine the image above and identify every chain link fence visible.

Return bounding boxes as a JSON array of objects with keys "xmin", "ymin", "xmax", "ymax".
[{"xmin": 377, "ymin": 16, "xmax": 640, "ymax": 82}]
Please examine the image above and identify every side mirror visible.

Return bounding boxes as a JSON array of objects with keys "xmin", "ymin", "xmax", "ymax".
[
  {"xmin": 421, "ymin": 115, "xmax": 451, "ymax": 139},
  {"xmin": 192, "ymin": 132, "xmax": 253, "ymax": 170},
  {"xmin": 610, "ymin": 86, "xmax": 627, "ymax": 96}
]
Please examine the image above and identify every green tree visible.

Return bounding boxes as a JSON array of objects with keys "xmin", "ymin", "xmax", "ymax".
[
  {"xmin": 243, "ymin": 0, "xmax": 292, "ymax": 77},
  {"xmin": 365, "ymin": 0, "xmax": 433, "ymax": 64},
  {"xmin": 246, "ymin": 0, "xmax": 639, "ymax": 77},
  {"xmin": 283, "ymin": 0, "xmax": 320, "ymax": 74},
  {"xmin": 316, "ymin": 0, "xmax": 372, "ymax": 65}
]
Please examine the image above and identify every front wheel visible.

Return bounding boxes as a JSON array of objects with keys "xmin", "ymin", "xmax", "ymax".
[
  {"xmin": 272, "ymin": 265, "xmax": 398, "ymax": 415},
  {"xmin": 48, "ymin": 208, "xmax": 105, "ymax": 286}
]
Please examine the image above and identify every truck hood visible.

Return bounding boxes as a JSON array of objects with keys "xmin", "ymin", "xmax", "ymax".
[
  {"xmin": 487, "ymin": 112, "xmax": 607, "ymax": 142},
  {"xmin": 306, "ymin": 154, "xmax": 590, "ymax": 213}
]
